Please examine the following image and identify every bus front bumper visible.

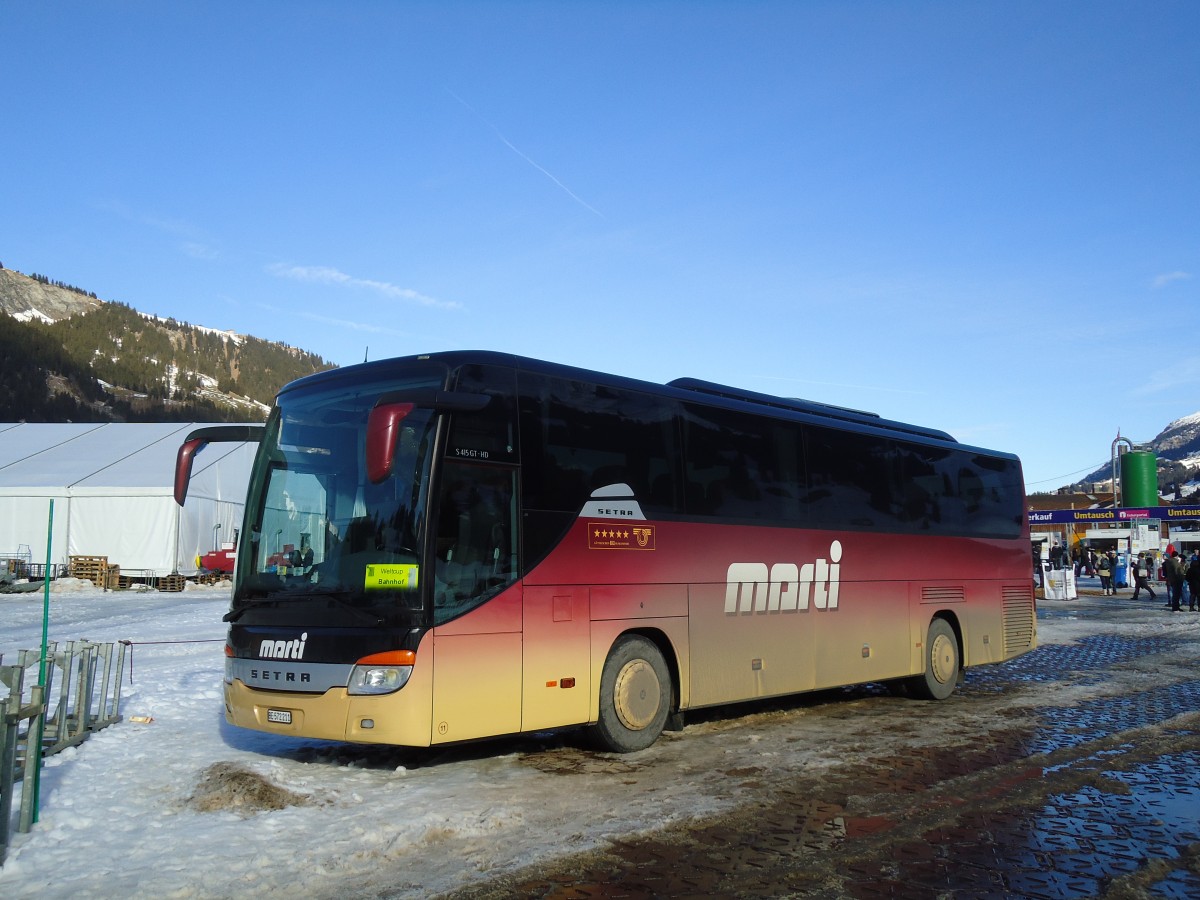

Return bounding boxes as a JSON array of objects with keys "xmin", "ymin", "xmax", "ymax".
[{"xmin": 223, "ymin": 679, "xmax": 433, "ymax": 747}]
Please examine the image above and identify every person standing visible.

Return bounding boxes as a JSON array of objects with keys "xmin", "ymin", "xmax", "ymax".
[
  {"xmin": 1186, "ymin": 553, "xmax": 1200, "ymax": 612},
  {"xmin": 1165, "ymin": 551, "xmax": 1185, "ymax": 611},
  {"xmin": 1097, "ymin": 551, "xmax": 1114, "ymax": 595},
  {"xmin": 1131, "ymin": 553, "xmax": 1158, "ymax": 603}
]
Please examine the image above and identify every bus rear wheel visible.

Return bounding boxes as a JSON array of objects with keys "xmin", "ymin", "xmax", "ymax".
[
  {"xmin": 907, "ymin": 618, "xmax": 960, "ymax": 701},
  {"xmin": 591, "ymin": 635, "xmax": 671, "ymax": 753}
]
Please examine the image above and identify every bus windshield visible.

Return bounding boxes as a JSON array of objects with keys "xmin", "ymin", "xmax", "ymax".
[{"xmin": 233, "ymin": 371, "xmax": 443, "ymax": 627}]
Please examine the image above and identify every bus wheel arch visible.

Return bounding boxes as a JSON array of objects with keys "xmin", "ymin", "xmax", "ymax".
[
  {"xmin": 590, "ymin": 631, "xmax": 676, "ymax": 753},
  {"xmin": 907, "ymin": 614, "xmax": 962, "ymax": 701}
]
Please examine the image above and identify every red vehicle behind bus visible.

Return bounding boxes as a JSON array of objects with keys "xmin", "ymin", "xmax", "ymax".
[{"xmin": 175, "ymin": 351, "xmax": 1035, "ymax": 752}]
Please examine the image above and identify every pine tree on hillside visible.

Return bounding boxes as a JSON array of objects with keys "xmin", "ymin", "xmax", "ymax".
[{"xmin": 4, "ymin": 273, "xmax": 335, "ymax": 421}]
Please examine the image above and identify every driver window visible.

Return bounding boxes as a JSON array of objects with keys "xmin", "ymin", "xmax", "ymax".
[{"xmin": 434, "ymin": 462, "xmax": 518, "ymax": 624}]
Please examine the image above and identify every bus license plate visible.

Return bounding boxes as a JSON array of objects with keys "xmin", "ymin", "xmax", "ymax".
[{"xmin": 266, "ymin": 708, "xmax": 292, "ymax": 725}]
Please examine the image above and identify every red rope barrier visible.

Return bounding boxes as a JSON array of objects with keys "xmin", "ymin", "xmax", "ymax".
[{"xmin": 118, "ymin": 638, "xmax": 225, "ymax": 683}]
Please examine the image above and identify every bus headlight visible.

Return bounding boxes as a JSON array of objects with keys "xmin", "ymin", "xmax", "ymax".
[{"xmin": 347, "ymin": 650, "xmax": 416, "ymax": 696}]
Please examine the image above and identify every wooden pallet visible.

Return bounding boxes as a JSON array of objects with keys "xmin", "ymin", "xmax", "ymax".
[
  {"xmin": 158, "ymin": 574, "xmax": 187, "ymax": 592},
  {"xmin": 68, "ymin": 555, "xmax": 109, "ymax": 587},
  {"xmin": 116, "ymin": 574, "xmax": 156, "ymax": 590}
]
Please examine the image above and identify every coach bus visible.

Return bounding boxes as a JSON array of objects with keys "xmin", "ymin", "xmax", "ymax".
[{"xmin": 174, "ymin": 351, "xmax": 1036, "ymax": 753}]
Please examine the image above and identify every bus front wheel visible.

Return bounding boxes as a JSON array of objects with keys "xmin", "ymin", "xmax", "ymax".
[
  {"xmin": 591, "ymin": 635, "xmax": 671, "ymax": 753},
  {"xmin": 907, "ymin": 618, "xmax": 960, "ymax": 701}
]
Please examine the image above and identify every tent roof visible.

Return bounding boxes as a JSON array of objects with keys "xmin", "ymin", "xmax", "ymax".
[{"xmin": 0, "ymin": 422, "xmax": 249, "ymax": 491}]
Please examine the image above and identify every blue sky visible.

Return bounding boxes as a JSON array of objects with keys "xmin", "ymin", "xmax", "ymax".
[{"xmin": 2, "ymin": 2, "xmax": 1197, "ymax": 491}]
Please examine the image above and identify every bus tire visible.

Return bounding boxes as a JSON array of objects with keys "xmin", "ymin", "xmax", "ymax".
[
  {"xmin": 591, "ymin": 635, "xmax": 671, "ymax": 753},
  {"xmin": 907, "ymin": 618, "xmax": 960, "ymax": 701}
]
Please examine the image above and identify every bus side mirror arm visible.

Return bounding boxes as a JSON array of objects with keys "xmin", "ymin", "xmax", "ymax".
[
  {"xmin": 175, "ymin": 438, "xmax": 204, "ymax": 506},
  {"xmin": 174, "ymin": 425, "xmax": 265, "ymax": 506},
  {"xmin": 367, "ymin": 402, "xmax": 415, "ymax": 483},
  {"xmin": 367, "ymin": 390, "xmax": 490, "ymax": 484}
]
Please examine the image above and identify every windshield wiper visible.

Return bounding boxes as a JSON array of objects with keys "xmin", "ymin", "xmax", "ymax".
[
  {"xmin": 223, "ymin": 597, "xmax": 282, "ymax": 622},
  {"xmin": 311, "ymin": 590, "xmax": 387, "ymax": 627},
  {"xmin": 223, "ymin": 588, "xmax": 385, "ymax": 626}
]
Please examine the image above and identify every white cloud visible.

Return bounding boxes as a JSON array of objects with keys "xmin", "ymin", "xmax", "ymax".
[
  {"xmin": 99, "ymin": 199, "xmax": 202, "ymax": 239},
  {"xmin": 296, "ymin": 309, "xmax": 407, "ymax": 335},
  {"xmin": 267, "ymin": 263, "xmax": 461, "ymax": 310},
  {"xmin": 181, "ymin": 242, "xmax": 219, "ymax": 260},
  {"xmin": 1152, "ymin": 271, "xmax": 1192, "ymax": 289},
  {"xmin": 752, "ymin": 374, "xmax": 928, "ymax": 396},
  {"xmin": 1129, "ymin": 356, "xmax": 1200, "ymax": 396}
]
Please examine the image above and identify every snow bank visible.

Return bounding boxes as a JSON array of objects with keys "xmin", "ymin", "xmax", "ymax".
[{"xmin": 2, "ymin": 586, "xmax": 1197, "ymax": 898}]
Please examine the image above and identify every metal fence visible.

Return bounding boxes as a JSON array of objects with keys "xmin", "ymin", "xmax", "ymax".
[
  {"xmin": 1, "ymin": 640, "xmax": 128, "ymax": 864},
  {"xmin": 0, "ymin": 560, "xmax": 68, "ymax": 582},
  {"xmin": 1, "ymin": 546, "xmax": 33, "ymax": 578}
]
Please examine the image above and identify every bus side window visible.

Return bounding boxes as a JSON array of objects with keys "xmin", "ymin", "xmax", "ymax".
[
  {"xmin": 448, "ymin": 364, "xmax": 518, "ymax": 463},
  {"xmin": 433, "ymin": 461, "xmax": 518, "ymax": 624}
]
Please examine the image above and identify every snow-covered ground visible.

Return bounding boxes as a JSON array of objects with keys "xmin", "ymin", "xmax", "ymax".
[{"xmin": 1, "ymin": 579, "xmax": 1198, "ymax": 898}]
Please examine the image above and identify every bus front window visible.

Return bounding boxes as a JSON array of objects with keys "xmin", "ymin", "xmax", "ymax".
[
  {"xmin": 258, "ymin": 472, "xmax": 325, "ymax": 577},
  {"xmin": 236, "ymin": 375, "xmax": 442, "ymax": 626}
]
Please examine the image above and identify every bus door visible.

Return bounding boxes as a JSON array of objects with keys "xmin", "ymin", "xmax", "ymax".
[{"xmin": 430, "ymin": 461, "xmax": 522, "ymax": 744}]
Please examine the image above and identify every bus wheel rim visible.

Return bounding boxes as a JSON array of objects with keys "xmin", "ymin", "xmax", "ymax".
[
  {"xmin": 614, "ymin": 659, "xmax": 660, "ymax": 731},
  {"xmin": 930, "ymin": 632, "xmax": 955, "ymax": 685}
]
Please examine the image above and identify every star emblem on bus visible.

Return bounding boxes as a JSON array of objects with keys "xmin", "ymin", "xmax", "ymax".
[{"xmin": 588, "ymin": 522, "xmax": 655, "ymax": 550}]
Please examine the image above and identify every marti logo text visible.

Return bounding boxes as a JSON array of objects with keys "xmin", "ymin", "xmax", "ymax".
[
  {"xmin": 259, "ymin": 632, "xmax": 308, "ymax": 660},
  {"xmin": 725, "ymin": 541, "xmax": 842, "ymax": 614}
]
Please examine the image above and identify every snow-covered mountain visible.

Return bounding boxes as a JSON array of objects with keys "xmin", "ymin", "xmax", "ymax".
[
  {"xmin": 1079, "ymin": 412, "xmax": 1200, "ymax": 488},
  {"xmin": 1150, "ymin": 412, "xmax": 1200, "ymax": 468}
]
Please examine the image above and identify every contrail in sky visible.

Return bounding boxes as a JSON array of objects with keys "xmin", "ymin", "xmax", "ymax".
[{"xmin": 445, "ymin": 87, "xmax": 604, "ymax": 219}]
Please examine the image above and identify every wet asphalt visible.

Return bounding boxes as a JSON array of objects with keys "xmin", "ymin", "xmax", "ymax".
[{"xmin": 438, "ymin": 587, "xmax": 1200, "ymax": 899}]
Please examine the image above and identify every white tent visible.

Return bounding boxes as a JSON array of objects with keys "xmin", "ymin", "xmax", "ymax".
[{"xmin": 0, "ymin": 422, "xmax": 257, "ymax": 578}]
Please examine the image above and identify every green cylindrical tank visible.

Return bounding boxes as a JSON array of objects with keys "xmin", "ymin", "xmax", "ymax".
[{"xmin": 1121, "ymin": 450, "xmax": 1158, "ymax": 507}]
